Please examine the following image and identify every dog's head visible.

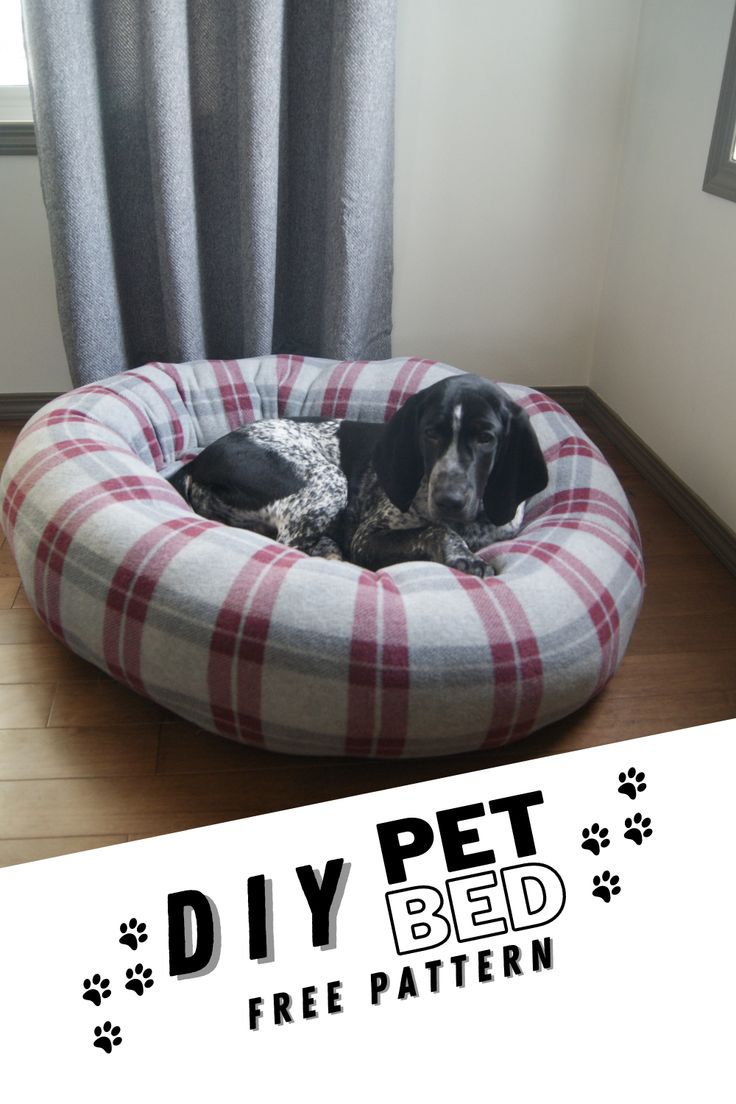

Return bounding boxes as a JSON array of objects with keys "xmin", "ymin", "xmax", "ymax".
[{"xmin": 373, "ymin": 374, "xmax": 548, "ymax": 526}]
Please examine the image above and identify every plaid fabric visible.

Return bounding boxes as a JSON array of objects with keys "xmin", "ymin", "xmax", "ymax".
[{"xmin": 0, "ymin": 356, "xmax": 644, "ymax": 757}]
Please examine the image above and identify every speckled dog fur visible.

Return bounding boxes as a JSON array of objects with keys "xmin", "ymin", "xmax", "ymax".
[
  {"xmin": 169, "ymin": 375, "xmax": 549, "ymax": 577},
  {"xmin": 172, "ymin": 419, "xmax": 347, "ymax": 560},
  {"xmin": 344, "ymin": 471, "xmax": 526, "ymax": 577}
]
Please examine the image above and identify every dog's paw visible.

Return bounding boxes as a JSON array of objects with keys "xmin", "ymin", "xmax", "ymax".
[
  {"xmin": 310, "ymin": 536, "xmax": 344, "ymax": 561},
  {"xmin": 447, "ymin": 554, "xmax": 494, "ymax": 578}
]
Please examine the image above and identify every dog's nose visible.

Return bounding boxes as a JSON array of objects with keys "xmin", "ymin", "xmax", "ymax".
[{"xmin": 433, "ymin": 489, "xmax": 466, "ymax": 514}]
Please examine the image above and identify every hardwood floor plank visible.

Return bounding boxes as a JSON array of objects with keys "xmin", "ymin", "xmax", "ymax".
[
  {"xmin": 0, "ymin": 578, "xmax": 20, "ymax": 609},
  {"xmin": 604, "ymin": 651, "xmax": 736, "ymax": 698},
  {"xmin": 0, "ymin": 773, "xmax": 331, "ymax": 837},
  {"xmin": 629, "ymin": 612, "xmax": 736, "ymax": 654},
  {"xmin": 632, "ymin": 495, "xmax": 720, "ymax": 556},
  {"xmin": 0, "ymin": 422, "xmax": 25, "ymax": 438},
  {"xmin": 11, "ymin": 586, "xmax": 32, "ymax": 609},
  {"xmin": 0, "ymin": 548, "xmax": 23, "ymax": 577},
  {"xmin": 48, "ymin": 680, "xmax": 166, "ymax": 727},
  {"xmin": 0, "ymin": 641, "xmax": 99, "ymax": 683},
  {"xmin": 0, "ymin": 683, "xmax": 56, "ymax": 728},
  {"xmin": 638, "ymin": 575, "xmax": 736, "ymax": 619},
  {"xmin": 0, "ymin": 724, "xmax": 159, "ymax": 780},
  {"xmin": 0, "ymin": 608, "xmax": 60, "ymax": 645},
  {"xmin": 0, "ymin": 835, "xmax": 126, "ymax": 868},
  {"xmin": 126, "ymin": 818, "xmax": 253, "ymax": 843},
  {"xmin": 157, "ymin": 720, "xmax": 328, "ymax": 774}
]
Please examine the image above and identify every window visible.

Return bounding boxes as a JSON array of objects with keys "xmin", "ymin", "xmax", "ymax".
[
  {"xmin": 703, "ymin": 1, "xmax": 736, "ymax": 202},
  {"xmin": 0, "ymin": 0, "xmax": 35, "ymax": 154}
]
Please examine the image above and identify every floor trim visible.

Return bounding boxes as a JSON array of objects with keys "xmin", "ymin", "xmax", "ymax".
[
  {"xmin": 1, "ymin": 385, "xmax": 734, "ymax": 575},
  {"xmin": 536, "ymin": 385, "xmax": 588, "ymax": 416},
  {"xmin": 0, "ymin": 393, "xmax": 62, "ymax": 422},
  {"xmin": 542, "ymin": 384, "xmax": 736, "ymax": 577}
]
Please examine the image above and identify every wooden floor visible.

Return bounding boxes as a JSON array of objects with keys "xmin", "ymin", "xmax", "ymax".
[{"xmin": 0, "ymin": 416, "xmax": 734, "ymax": 868}]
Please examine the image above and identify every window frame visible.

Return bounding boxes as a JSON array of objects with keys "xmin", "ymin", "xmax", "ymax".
[{"xmin": 703, "ymin": 1, "xmax": 736, "ymax": 202}]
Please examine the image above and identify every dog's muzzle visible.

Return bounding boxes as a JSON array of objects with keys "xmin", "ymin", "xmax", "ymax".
[{"xmin": 429, "ymin": 480, "xmax": 479, "ymax": 524}]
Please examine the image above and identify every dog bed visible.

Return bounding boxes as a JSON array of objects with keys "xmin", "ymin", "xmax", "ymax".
[{"xmin": 0, "ymin": 356, "xmax": 644, "ymax": 757}]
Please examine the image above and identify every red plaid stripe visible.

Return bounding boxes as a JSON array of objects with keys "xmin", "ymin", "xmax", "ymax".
[
  {"xmin": 383, "ymin": 358, "xmax": 436, "ymax": 419},
  {"xmin": 345, "ymin": 572, "xmax": 380, "ymax": 755},
  {"xmin": 517, "ymin": 392, "xmax": 568, "ymax": 416},
  {"xmin": 154, "ymin": 360, "xmax": 188, "ymax": 400},
  {"xmin": 208, "ymin": 545, "xmax": 303, "ymax": 742},
  {"xmin": 33, "ymin": 475, "xmax": 181, "ymax": 641},
  {"xmin": 343, "ymin": 572, "xmax": 413, "ymax": 757},
  {"xmin": 18, "ymin": 408, "xmax": 132, "ymax": 450},
  {"xmin": 543, "ymin": 435, "xmax": 601, "ymax": 464},
  {"xmin": 375, "ymin": 574, "xmax": 411, "ymax": 757},
  {"xmin": 320, "ymin": 361, "xmax": 370, "ymax": 418},
  {"xmin": 275, "ymin": 355, "xmax": 305, "ymax": 415},
  {"xmin": 514, "ymin": 539, "xmax": 621, "ymax": 691},
  {"xmin": 77, "ymin": 386, "xmax": 165, "ymax": 466},
  {"xmin": 137, "ymin": 366, "xmax": 187, "ymax": 455},
  {"xmin": 209, "ymin": 360, "xmax": 256, "ymax": 429},
  {"xmin": 458, "ymin": 575, "xmax": 545, "ymax": 748},
  {"xmin": 2, "ymin": 438, "xmax": 132, "ymax": 532},
  {"xmin": 539, "ymin": 487, "xmax": 641, "ymax": 544},
  {"xmin": 526, "ymin": 519, "xmax": 644, "ymax": 582},
  {"xmin": 102, "ymin": 516, "xmax": 218, "ymax": 692}
]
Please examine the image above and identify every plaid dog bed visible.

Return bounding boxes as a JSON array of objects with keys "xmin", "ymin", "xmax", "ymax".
[{"xmin": 0, "ymin": 357, "xmax": 644, "ymax": 757}]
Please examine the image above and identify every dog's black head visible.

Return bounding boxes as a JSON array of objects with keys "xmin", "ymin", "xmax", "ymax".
[{"xmin": 373, "ymin": 374, "xmax": 548, "ymax": 526}]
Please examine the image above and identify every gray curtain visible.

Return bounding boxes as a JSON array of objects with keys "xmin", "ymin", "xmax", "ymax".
[{"xmin": 22, "ymin": 0, "xmax": 396, "ymax": 387}]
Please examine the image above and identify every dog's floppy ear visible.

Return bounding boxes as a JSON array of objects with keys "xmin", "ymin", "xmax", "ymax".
[
  {"xmin": 483, "ymin": 401, "xmax": 548, "ymax": 525},
  {"xmin": 373, "ymin": 390, "xmax": 427, "ymax": 513}
]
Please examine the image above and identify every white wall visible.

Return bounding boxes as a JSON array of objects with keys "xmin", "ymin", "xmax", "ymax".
[
  {"xmin": 392, "ymin": 0, "xmax": 642, "ymax": 384},
  {"xmin": 0, "ymin": 156, "xmax": 70, "ymax": 391},
  {"xmin": 592, "ymin": 0, "xmax": 736, "ymax": 531}
]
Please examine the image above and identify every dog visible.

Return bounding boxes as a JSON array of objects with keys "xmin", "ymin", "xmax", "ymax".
[{"xmin": 168, "ymin": 374, "xmax": 548, "ymax": 576}]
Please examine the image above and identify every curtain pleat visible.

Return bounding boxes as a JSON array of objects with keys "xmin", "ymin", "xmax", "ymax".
[{"xmin": 22, "ymin": 0, "xmax": 396, "ymax": 386}]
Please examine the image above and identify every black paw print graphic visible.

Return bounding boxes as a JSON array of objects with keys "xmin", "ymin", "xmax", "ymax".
[
  {"xmin": 82, "ymin": 974, "xmax": 111, "ymax": 1006},
  {"xmin": 581, "ymin": 823, "xmax": 610, "ymax": 856},
  {"xmin": 93, "ymin": 1022, "xmax": 122, "ymax": 1053},
  {"xmin": 618, "ymin": 767, "xmax": 647, "ymax": 799},
  {"xmin": 592, "ymin": 871, "xmax": 621, "ymax": 903},
  {"xmin": 125, "ymin": 964, "xmax": 154, "ymax": 996},
  {"xmin": 119, "ymin": 918, "xmax": 148, "ymax": 951},
  {"xmin": 624, "ymin": 812, "xmax": 653, "ymax": 845}
]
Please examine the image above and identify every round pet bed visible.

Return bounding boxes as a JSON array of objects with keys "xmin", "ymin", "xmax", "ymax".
[{"xmin": 0, "ymin": 356, "xmax": 644, "ymax": 757}]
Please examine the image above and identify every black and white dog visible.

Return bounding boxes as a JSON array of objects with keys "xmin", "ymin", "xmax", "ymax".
[{"xmin": 168, "ymin": 374, "xmax": 548, "ymax": 577}]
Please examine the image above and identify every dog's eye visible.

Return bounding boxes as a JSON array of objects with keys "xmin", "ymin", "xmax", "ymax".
[
  {"xmin": 476, "ymin": 431, "xmax": 495, "ymax": 444},
  {"xmin": 424, "ymin": 427, "xmax": 441, "ymax": 441}
]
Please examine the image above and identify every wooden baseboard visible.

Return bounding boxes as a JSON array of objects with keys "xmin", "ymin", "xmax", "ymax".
[
  {"xmin": 0, "ymin": 122, "xmax": 37, "ymax": 156},
  {"xmin": 535, "ymin": 385, "xmax": 588, "ymax": 416},
  {"xmin": 1, "ymin": 385, "xmax": 734, "ymax": 575},
  {"xmin": 583, "ymin": 390, "xmax": 736, "ymax": 575},
  {"xmin": 541, "ymin": 384, "xmax": 736, "ymax": 577},
  {"xmin": 0, "ymin": 393, "xmax": 62, "ymax": 422}
]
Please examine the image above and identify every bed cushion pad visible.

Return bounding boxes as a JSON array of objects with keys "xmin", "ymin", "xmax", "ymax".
[{"xmin": 0, "ymin": 356, "xmax": 644, "ymax": 757}]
